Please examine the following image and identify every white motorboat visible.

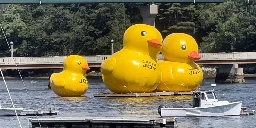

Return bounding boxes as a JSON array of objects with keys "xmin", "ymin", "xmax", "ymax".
[{"xmin": 159, "ymin": 84, "xmax": 244, "ymax": 117}]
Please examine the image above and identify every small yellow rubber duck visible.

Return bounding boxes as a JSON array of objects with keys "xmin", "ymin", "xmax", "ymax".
[
  {"xmin": 157, "ymin": 33, "xmax": 203, "ymax": 92},
  {"xmin": 101, "ymin": 24, "xmax": 163, "ymax": 93},
  {"xmin": 50, "ymin": 55, "xmax": 90, "ymax": 97}
]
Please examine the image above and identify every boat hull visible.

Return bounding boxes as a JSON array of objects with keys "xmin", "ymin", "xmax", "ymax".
[{"xmin": 160, "ymin": 102, "xmax": 242, "ymax": 117}]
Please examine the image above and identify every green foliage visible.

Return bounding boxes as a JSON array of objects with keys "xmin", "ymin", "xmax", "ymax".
[
  {"xmin": 0, "ymin": 3, "xmax": 130, "ymax": 57},
  {"xmin": 196, "ymin": 0, "xmax": 256, "ymax": 52},
  {"xmin": 0, "ymin": 1, "xmax": 255, "ymax": 57},
  {"xmin": 157, "ymin": 3, "xmax": 196, "ymax": 38}
]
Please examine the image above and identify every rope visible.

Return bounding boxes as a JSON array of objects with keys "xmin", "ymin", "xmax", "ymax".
[
  {"xmin": 0, "ymin": 7, "xmax": 42, "ymax": 127},
  {"xmin": 0, "ymin": 68, "xmax": 22, "ymax": 128},
  {"xmin": 0, "ymin": 24, "xmax": 30, "ymax": 105}
]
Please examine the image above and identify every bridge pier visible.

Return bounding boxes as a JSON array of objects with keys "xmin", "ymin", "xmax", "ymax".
[
  {"xmin": 139, "ymin": 4, "xmax": 158, "ymax": 26},
  {"xmin": 215, "ymin": 64, "xmax": 245, "ymax": 84}
]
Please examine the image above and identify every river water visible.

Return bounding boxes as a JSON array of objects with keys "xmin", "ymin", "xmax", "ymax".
[{"xmin": 0, "ymin": 77, "xmax": 255, "ymax": 128}]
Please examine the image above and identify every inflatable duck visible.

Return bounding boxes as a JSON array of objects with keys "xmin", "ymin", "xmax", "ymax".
[
  {"xmin": 101, "ymin": 24, "xmax": 163, "ymax": 93},
  {"xmin": 50, "ymin": 55, "xmax": 90, "ymax": 97},
  {"xmin": 157, "ymin": 33, "xmax": 203, "ymax": 92}
]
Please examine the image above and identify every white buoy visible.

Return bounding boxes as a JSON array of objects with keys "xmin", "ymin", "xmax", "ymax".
[
  {"xmin": 162, "ymin": 119, "xmax": 166, "ymax": 124},
  {"xmin": 211, "ymin": 84, "xmax": 216, "ymax": 87}
]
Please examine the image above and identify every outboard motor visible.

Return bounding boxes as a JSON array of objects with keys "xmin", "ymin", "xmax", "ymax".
[
  {"xmin": 192, "ymin": 92, "xmax": 201, "ymax": 107},
  {"xmin": 158, "ymin": 105, "xmax": 166, "ymax": 116}
]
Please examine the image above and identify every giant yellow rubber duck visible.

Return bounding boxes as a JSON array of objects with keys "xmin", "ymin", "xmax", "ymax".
[
  {"xmin": 50, "ymin": 55, "xmax": 90, "ymax": 97},
  {"xmin": 101, "ymin": 24, "xmax": 163, "ymax": 93},
  {"xmin": 157, "ymin": 33, "xmax": 203, "ymax": 92}
]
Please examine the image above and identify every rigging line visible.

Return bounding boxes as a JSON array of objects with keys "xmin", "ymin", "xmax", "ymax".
[
  {"xmin": 0, "ymin": 24, "xmax": 30, "ymax": 103},
  {"xmin": 0, "ymin": 68, "xmax": 22, "ymax": 128},
  {"xmin": 0, "ymin": 6, "xmax": 23, "ymax": 128},
  {"xmin": 0, "ymin": 22, "xmax": 42, "ymax": 127},
  {"xmin": 1, "ymin": 6, "xmax": 43, "ymax": 128}
]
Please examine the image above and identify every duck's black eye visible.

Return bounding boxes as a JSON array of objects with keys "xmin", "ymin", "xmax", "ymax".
[
  {"xmin": 141, "ymin": 31, "xmax": 147, "ymax": 36},
  {"xmin": 77, "ymin": 61, "xmax": 81, "ymax": 65},
  {"xmin": 181, "ymin": 45, "xmax": 186, "ymax": 50}
]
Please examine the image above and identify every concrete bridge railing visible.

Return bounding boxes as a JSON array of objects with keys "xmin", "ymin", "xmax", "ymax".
[
  {"xmin": 0, "ymin": 52, "xmax": 256, "ymax": 65},
  {"xmin": 0, "ymin": 55, "xmax": 111, "ymax": 65},
  {"xmin": 199, "ymin": 52, "xmax": 255, "ymax": 60}
]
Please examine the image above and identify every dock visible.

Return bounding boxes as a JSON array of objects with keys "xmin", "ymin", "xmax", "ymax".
[
  {"xmin": 29, "ymin": 117, "xmax": 176, "ymax": 128},
  {"xmin": 20, "ymin": 109, "xmax": 58, "ymax": 116},
  {"xmin": 94, "ymin": 91, "xmax": 192, "ymax": 97}
]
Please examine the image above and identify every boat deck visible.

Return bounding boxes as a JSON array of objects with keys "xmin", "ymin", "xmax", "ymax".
[{"xmin": 20, "ymin": 109, "xmax": 58, "ymax": 116}]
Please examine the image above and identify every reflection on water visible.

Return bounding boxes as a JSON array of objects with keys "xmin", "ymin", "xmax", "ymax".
[
  {"xmin": 59, "ymin": 97, "xmax": 87, "ymax": 101},
  {"xmin": 178, "ymin": 116, "xmax": 247, "ymax": 128},
  {"xmin": 0, "ymin": 78, "xmax": 255, "ymax": 128},
  {"xmin": 105, "ymin": 95, "xmax": 192, "ymax": 104}
]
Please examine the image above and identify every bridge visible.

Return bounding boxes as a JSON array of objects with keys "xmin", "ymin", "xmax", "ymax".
[{"xmin": 0, "ymin": 52, "xmax": 256, "ymax": 70}]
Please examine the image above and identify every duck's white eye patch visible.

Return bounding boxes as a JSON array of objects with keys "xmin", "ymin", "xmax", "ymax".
[
  {"xmin": 141, "ymin": 31, "xmax": 147, "ymax": 36},
  {"xmin": 77, "ymin": 61, "xmax": 81, "ymax": 65},
  {"xmin": 181, "ymin": 45, "xmax": 186, "ymax": 50}
]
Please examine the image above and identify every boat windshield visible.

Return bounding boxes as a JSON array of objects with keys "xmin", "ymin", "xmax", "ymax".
[{"xmin": 206, "ymin": 92, "xmax": 216, "ymax": 99}]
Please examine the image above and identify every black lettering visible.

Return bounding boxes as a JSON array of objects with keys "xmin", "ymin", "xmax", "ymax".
[
  {"xmin": 79, "ymin": 79, "xmax": 88, "ymax": 84},
  {"xmin": 189, "ymin": 69, "xmax": 201, "ymax": 75},
  {"xmin": 148, "ymin": 65, "xmax": 152, "ymax": 69},
  {"xmin": 142, "ymin": 60, "xmax": 157, "ymax": 71}
]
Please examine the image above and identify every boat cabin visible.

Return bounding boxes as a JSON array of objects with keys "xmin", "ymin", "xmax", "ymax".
[{"xmin": 192, "ymin": 90, "xmax": 218, "ymax": 108}]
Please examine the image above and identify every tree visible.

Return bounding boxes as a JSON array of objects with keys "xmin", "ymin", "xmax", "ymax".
[
  {"xmin": 197, "ymin": 0, "xmax": 256, "ymax": 52},
  {"xmin": 156, "ymin": 3, "xmax": 196, "ymax": 38}
]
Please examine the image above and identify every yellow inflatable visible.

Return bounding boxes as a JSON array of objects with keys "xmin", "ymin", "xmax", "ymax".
[
  {"xmin": 101, "ymin": 24, "xmax": 163, "ymax": 93},
  {"xmin": 50, "ymin": 55, "xmax": 90, "ymax": 97},
  {"xmin": 157, "ymin": 33, "xmax": 203, "ymax": 92}
]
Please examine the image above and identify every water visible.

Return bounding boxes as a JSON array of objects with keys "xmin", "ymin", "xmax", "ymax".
[{"xmin": 0, "ymin": 78, "xmax": 255, "ymax": 128}]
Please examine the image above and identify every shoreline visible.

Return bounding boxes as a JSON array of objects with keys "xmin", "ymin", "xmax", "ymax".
[{"xmin": 204, "ymin": 74, "xmax": 256, "ymax": 79}]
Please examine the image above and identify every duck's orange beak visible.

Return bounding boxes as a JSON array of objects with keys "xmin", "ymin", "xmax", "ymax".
[
  {"xmin": 188, "ymin": 51, "xmax": 201, "ymax": 60},
  {"xmin": 147, "ymin": 39, "xmax": 162, "ymax": 48},
  {"xmin": 82, "ymin": 65, "xmax": 90, "ymax": 70}
]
